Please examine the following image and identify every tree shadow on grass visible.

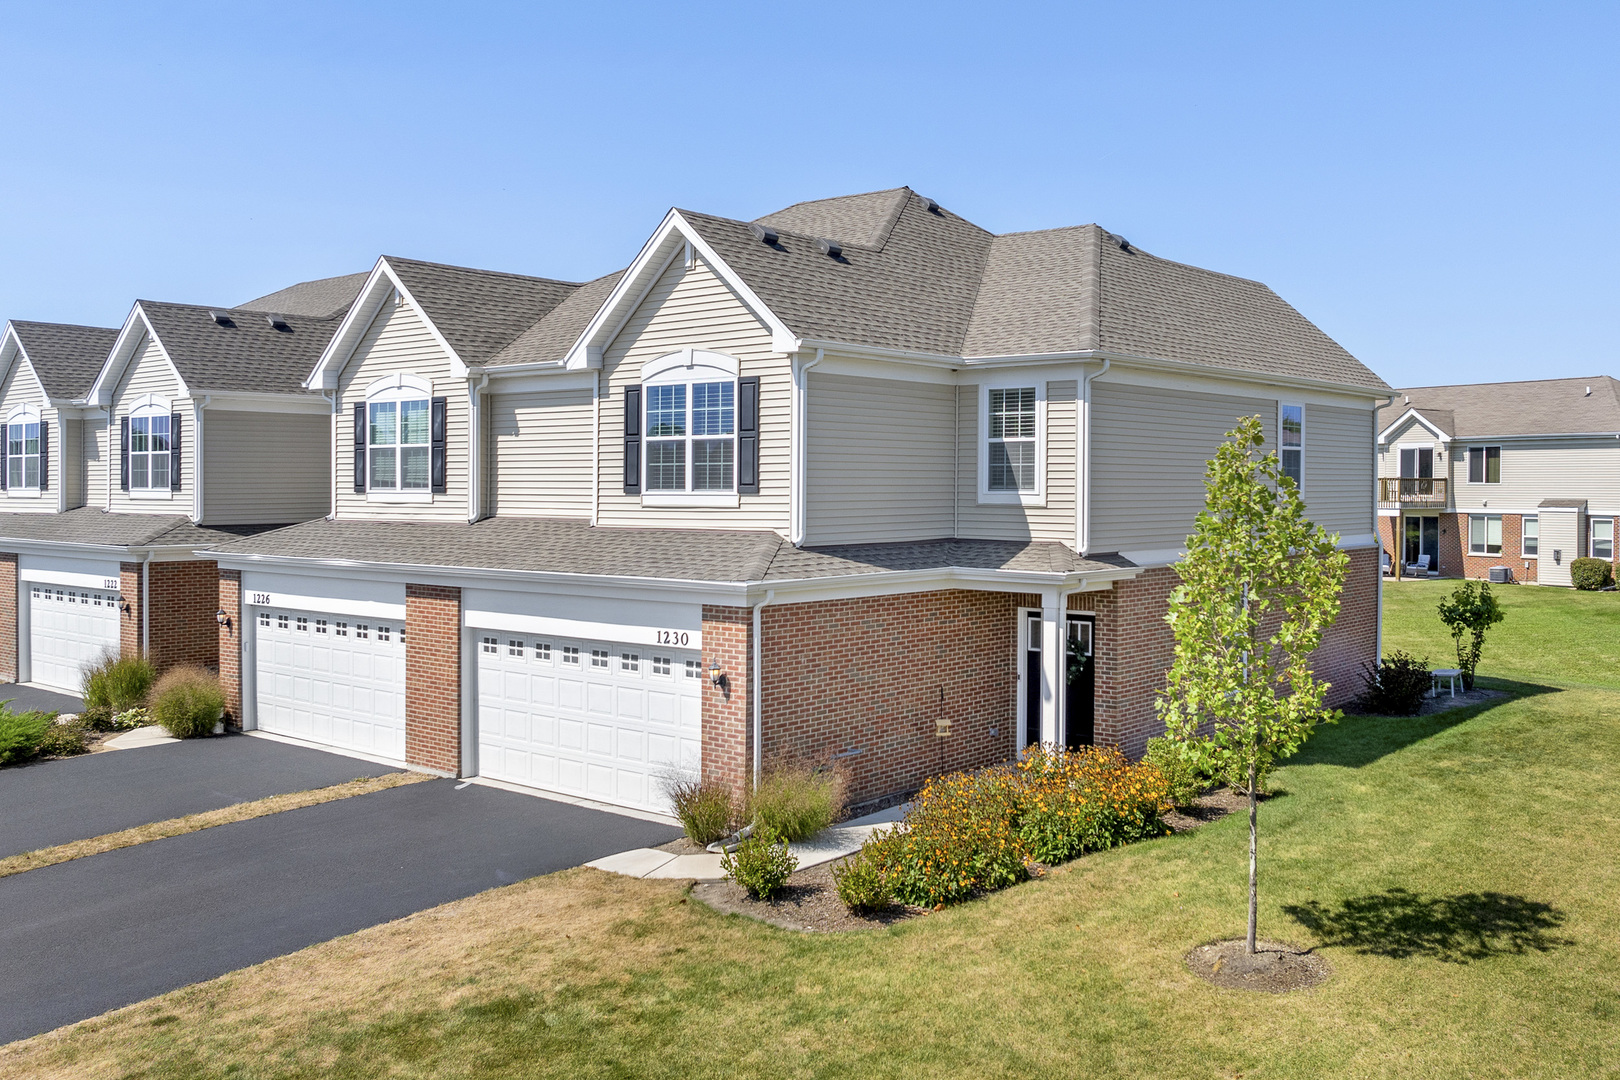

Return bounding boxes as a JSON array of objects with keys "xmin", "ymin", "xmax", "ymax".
[
  {"xmin": 1290, "ymin": 679, "xmax": 1562, "ymax": 769},
  {"xmin": 1284, "ymin": 888, "xmax": 1573, "ymax": 963}
]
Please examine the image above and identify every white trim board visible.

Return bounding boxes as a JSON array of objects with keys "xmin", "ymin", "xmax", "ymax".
[{"xmin": 463, "ymin": 609, "xmax": 703, "ymax": 650}]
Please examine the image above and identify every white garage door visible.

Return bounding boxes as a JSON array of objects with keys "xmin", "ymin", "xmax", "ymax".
[
  {"xmin": 254, "ymin": 608, "xmax": 406, "ymax": 762},
  {"xmin": 478, "ymin": 634, "xmax": 702, "ymax": 813},
  {"xmin": 28, "ymin": 584, "xmax": 121, "ymax": 693}
]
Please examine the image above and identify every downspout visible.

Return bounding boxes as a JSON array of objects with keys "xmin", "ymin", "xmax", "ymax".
[
  {"xmin": 751, "ymin": 588, "xmax": 775, "ymax": 787},
  {"xmin": 467, "ymin": 371, "xmax": 490, "ymax": 523},
  {"xmin": 590, "ymin": 369, "xmax": 601, "ymax": 526},
  {"xmin": 1375, "ymin": 393, "xmax": 1396, "ymax": 661},
  {"xmin": 320, "ymin": 389, "xmax": 337, "ymax": 518},
  {"xmin": 140, "ymin": 549, "xmax": 152, "ymax": 656},
  {"xmin": 104, "ymin": 404, "xmax": 113, "ymax": 510},
  {"xmin": 54, "ymin": 410, "xmax": 67, "ymax": 513},
  {"xmin": 192, "ymin": 396, "xmax": 209, "ymax": 523},
  {"xmin": 1078, "ymin": 359, "xmax": 1110, "ymax": 555},
  {"xmin": 790, "ymin": 349, "xmax": 824, "ymax": 546}
]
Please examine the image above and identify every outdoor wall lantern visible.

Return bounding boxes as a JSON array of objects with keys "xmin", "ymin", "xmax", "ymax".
[
  {"xmin": 216, "ymin": 608, "xmax": 232, "ymax": 633},
  {"xmin": 708, "ymin": 658, "xmax": 729, "ymax": 696}
]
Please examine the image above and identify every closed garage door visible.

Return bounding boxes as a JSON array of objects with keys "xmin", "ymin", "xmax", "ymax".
[
  {"xmin": 254, "ymin": 608, "xmax": 406, "ymax": 762},
  {"xmin": 28, "ymin": 584, "xmax": 121, "ymax": 692},
  {"xmin": 478, "ymin": 634, "xmax": 702, "ymax": 813}
]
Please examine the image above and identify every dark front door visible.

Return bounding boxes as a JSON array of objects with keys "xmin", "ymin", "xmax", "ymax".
[
  {"xmin": 1024, "ymin": 611, "xmax": 1042, "ymax": 748},
  {"xmin": 1064, "ymin": 614, "xmax": 1095, "ymax": 749},
  {"xmin": 1403, "ymin": 515, "xmax": 1440, "ymax": 569}
]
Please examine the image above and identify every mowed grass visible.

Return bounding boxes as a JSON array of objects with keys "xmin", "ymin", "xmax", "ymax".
[
  {"xmin": 1382, "ymin": 577, "xmax": 1620, "ymax": 688},
  {"xmin": 5, "ymin": 681, "xmax": 1619, "ymax": 1078}
]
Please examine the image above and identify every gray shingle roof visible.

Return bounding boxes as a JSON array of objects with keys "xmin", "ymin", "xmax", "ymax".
[
  {"xmin": 237, "ymin": 273, "xmax": 369, "ymax": 318},
  {"xmin": 489, "ymin": 271, "xmax": 625, "ymax": 368},
  {"xmin": 0, "ymin": 508, "xmax": 285, "ymax": 549},
  {"xmin": 383, "ymin": 257, "xmax": 581, "ymax": 366},
  {"xmin": 755, "ymin": 187, "xmax": 913, "ymax": 250},
  {"xmin": 204, "ymin": 516, "xmax": 1131, "ymax": 583},
  {"xmin": 8, "ymin": 321, "xmax": 119, "ymax": 400},
  {"xmin": 136, "ymin": 302, "xmax": 342, "ymax": 394},
  {"xmin": 1378, "ymin": 377, "xmax": 1620, "ymax": 438},
  {"xmin": 1539, "ymin": 498, "xmax": 1589, "ymax": 509}
]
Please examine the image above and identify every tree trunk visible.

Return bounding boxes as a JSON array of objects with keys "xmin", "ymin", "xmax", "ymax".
[{"xmin": 1247, "ymin": 757, "xmax": 1258, "ymax": 954}]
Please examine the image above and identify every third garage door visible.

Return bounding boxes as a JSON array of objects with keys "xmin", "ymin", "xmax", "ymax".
[
  {"xmin": 254, "ymin": 609, "xmax": 406, "ymax": 762},
  {"xmin": 477, "ymin": 634, "xmax": 702, "ymax": 813}
]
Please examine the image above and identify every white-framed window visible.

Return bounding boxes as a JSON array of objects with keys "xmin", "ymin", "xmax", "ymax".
[
  {"xmin": 6, "ymin": 407, "xmax": 41, "ymax": 491},
  {"xmin": 315, "ymin": 619, "xmax": 328, "ymax": 634},
  {"xmin": 979, "ymin": 382, "xmax": 1045, "ymax": 504},
  {"xmin": 128, "ymin": 405, "xmax": 171, "ymax": 491},
  {"xmin": 652, "ymin": 656, "xmax": 671, "ymax": 677},
  {"xmin": 364, "ymin": 373, "xmax": 433, "ymax": 498},
  {"xmin": 1279, "ymin": 403, "xmax": 1304, "ymax": 488},
  {"xmin": 643, "ymin": 353, "xmax": 737, "ymax": 498},
  {"xmin": 258, "ymin": 611, "xmax": 270, "ymax": 629},
  {"xmin": 620, "ymin": 652, "xmax": 640, "ymax": 674},
  {"xmin": 1592, "ymin": 517, "xmax": 1615, "ymax": 561},
  {"xmin": 685, "ymin": 659, "xmax": 702, "ymax": 680},
  {"xmin": 562, "ymin": 646, "xmax": 580, "ymax": 666},
  {"xmin": 1467, "ymin": 445, "xmax": 1501, "ymax": 484},
  {"xmin": 590, "ymin": 648, "xmax": 609, "ymax": 670},
  {"xmin": 296, "ymin": 617, "xmax": 308, "ymax": 632},
  {"xmin": 482, "ymin": 637, "xmax": 498, "ymax": 654},
  {"xmin": 335, "ymin": 621, "xmax": 349, "ymax": 637},
  {"xmin": 534, "ymin": 642, "xmax": 551, "ymax": 662},
  {"xmin": 356, "ymin": 624, "xmax": 370, "ymax": 640},
  {"xmin": 378, "ymin": 625, "xmax": 391, "ymax": 642},
  {"xmin": 277, "ymin": 614, "xmax": 289, "ymax": 630},
  {"xmin": 1469, "ymin": 514, "xmax": 1503, "ymax": 555},
  {"xmin": 1521, "ymin": 515, "xmax": 1538, "ymax": 557},
  {"xmin": 508, "ymin": 639, "xmax": 523, "ymax": 657}
]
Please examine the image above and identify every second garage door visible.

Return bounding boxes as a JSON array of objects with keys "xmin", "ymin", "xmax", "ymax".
[
  {"xmin": 28, "ymin": 584, "xmax": 121, "ymax": 692},
  {"xmin": 477, "ymin": 634, "xmax": 702, "ymax": 813},
  {"xmin": 254, "ymin": 608, "xmax": 407, "ymax": 762}
]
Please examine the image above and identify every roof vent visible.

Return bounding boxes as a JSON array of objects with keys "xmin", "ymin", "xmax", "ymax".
[
  {"xmin": 816, "ymin": 237, "xmax": 843, "ymax": 259},
  {"xmin": 1585, "ymin": 385, "xmax": 1592, "ymax": 396},
  {"xmin": 920, "ymin": 197, "xmax": 940, "ymax": 213},
  {"xmin": 1116, "ymin": 236, "xmax": 1133, "ymax": 252},
  {"xmin": 749, "ymin": 223, "xmax": 779, "ymax": 245},
  {"xmin": 208, "ymin": 311, "xmax": 235, "ymax": 327},
  {"xmin": 266, "ymin": 314, "xmax": 292, "ymax": 332}
]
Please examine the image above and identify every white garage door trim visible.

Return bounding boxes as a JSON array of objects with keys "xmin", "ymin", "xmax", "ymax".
[
  {"xmin": 477, "ymin": 632, "xmax": 702, "ymax": 814},
  {"xmin": 253, "ymin": 607, "xmax": 408, "ymax": 763},
  {"xmin": 26, "ymin": 584, "xmax": 121, "ymax": 693}
]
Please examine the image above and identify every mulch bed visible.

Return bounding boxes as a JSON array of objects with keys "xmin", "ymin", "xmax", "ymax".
[
  {"xmin": 1162, "ymin": 788, "xmax": 1251, "ymax": 833},
  {"xmin": 1185, "ymin": 939, "xmax": 1332, "ymax": 993},
  {"xmin": 692, "ymin": 859, "xmax": 929, "ymax": 933}
]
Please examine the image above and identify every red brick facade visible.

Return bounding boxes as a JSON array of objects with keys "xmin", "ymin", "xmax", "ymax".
[
  {"xmin": 0, "ymin": 552, "xmax": 16, "ymax": 683},
  {"xmin": 218, "ymin": 569, "xmax": 241, "ymax": 725},
  {"xmin": 700, "ymin": 605, "xmax": 751, "ymax": 794},
  {"xmin": 405, "ymin": 583, "xmax": 461, "ymax": 775},
  {"xmin": 146, "ymin": 560, "xmax": 221, "ymax": 673},
  {"xmin": 119, "ymin": 561, "xmax": 141, "ymax": 658}
]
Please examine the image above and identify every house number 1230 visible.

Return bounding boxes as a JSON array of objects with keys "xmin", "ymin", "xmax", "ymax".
[{"xmin": 654, "ymin": 630, "xmax": 690, "ymax": 646}]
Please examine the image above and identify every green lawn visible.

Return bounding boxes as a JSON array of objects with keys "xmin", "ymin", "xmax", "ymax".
[{"xmin": 1381, "ymin": 578, "xmax": 1620, "ymax": 689}]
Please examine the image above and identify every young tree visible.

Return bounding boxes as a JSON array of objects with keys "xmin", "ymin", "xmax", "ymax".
[
  {"xmin": 1157, "ymin": 415, "xmax": 1349, "ymax": 954},
  {"xmin": 1437, "ymin": 580, "xmax": 1504, "ymax": 690}
]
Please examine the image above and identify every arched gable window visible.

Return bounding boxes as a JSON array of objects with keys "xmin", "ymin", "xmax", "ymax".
[
  {"xmin": 358, "ymin": 373, "xmax": 444, "ymax": 497},
  {"xmin": 625, "ymin": 350, "xmax": 757, "ymax": 505},
  {"xmin": 3, "ymin": 405, "xmax": 42, "ymax": 492}
]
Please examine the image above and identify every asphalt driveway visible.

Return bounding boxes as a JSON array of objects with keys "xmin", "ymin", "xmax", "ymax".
[
  {"xmin": 0, "ymin": 682, "xmax": 84, "ymax": 714},
  {"xmin": 0, "ymin": 777, "xmax": 679, "ymax": 1044},
  {"xmin": 1, "ymin": 733, "xmax": 399, "ymax": 858}
]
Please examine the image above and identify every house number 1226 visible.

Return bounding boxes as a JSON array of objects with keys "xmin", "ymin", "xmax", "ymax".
[{"xmin": 250, "ymin": 593, "xmax": 272, "ymax": 606}]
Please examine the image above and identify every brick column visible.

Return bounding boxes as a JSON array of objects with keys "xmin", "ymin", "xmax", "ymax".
[
  {"xmin": 218, "ymin": 569, "xmax": 241, "ymax": 725},
  {"xmin": 700, "ymin": 604, "xmax": 751, "ymax": 799},
  {"xmin": 119, "ymin": 561, "xmax": 141, "ymax": 658},
  {"xmin": 405, "ymin": 583, "xmax": 461, "ymax": 775},
  {"xmin": 146, "ymin": 560, "xmax": 221, "ymax": 674},
  {"xmin": 0, "ymin": 552, "xmax": 17, "ymax": 683}
]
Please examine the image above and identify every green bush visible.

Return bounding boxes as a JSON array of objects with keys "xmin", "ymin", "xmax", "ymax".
[
  {"xmin": 0, "ymin": 706, "xmax": 53, "ymax": 765},
  {"xmin": 38, "ymin": 716, "xmax": 91, "ymax": 758},
  {"xmin": 1570, "ymin": 557, "xmax": 1614, "ymax": 591},
  {"xmin": 1355, "ymin": 651, "xmax": 1433, "ymax": 716},
  {"xmin": 747, "ymin": 762, "xmax": 847, "ymax": 842},
  {"xmin": 1144, "ymin": 736, "xmax": 1207, "ymax": 808},
  {"xmin": 81, "ymin": 651, "xmax": 156, "ymax": 712},
  {"xmin": 149, "ymin": 667, "xmax": 225, "ymax": 739},
  {"xmin": 658, "ymin": 771, "xmax": 735, "ymax": 845},
  {"xmin": 721, "ymin": 826, "xmax": 798, "ymax": 899},
  {"xmin": 831, "ymin": 845, "xmax": 894, "ymax": 912}
]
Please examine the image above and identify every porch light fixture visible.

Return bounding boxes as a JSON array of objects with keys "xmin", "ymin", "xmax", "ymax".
[
  {"xmin": 216, "ymin": 608, "xmax": 232, "ymax": 632},
  {"xmin": 708, "ymin": 658, "xmax": 725, "ymax": 686}
]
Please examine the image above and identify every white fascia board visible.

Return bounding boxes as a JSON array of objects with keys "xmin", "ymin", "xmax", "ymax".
[
  {"xmin": 0, "ymin": 537, "xmax": 207, "ymax": 560},
  {"xmin": 304, "ymin": 258, "xmax": 471, "ymax": 390},
  {"xmin": 1455, "ymin": 431, "xmax": 1620, "ymax": 444},
  {"xmin": 0, "ymin": 324, "xmax": 23, "ymax": 386},
  {"xmin": 1377, "ymin": 407, "xmax": 1450, "ymax": 446},
  {"xmin": 562, "ymin": 211, "xmax": 800, "ymax": 370},
  {"xmin": 184, "ymin": 390, "xmax": 332, "ymax": 414},
  {"xmin": 87, "ymin": 304, "xmax": 189, "ymax": 406}
]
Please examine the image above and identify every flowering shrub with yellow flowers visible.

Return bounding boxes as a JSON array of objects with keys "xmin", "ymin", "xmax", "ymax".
[{"xmin": 844, "ymin": 745, "xmax": 1171, "ymax": 909}]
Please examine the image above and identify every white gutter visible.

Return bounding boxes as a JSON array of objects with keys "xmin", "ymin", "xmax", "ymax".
[
  {"xmin": 192, "ymin": 395, "xmax": 209, "ymax": 523},
  {"xmin": 320, "ymin": 389, "xmax": 337, "ymax": 518},
  {"xmin": 590, "ymin": 369, "xmax": 601, "ymax": 526},
  {"xmin": 751, "ymin": 588, "xmax": 774, "ymax": 787},
  {"xmin": 467, "ymin": 371, "xmax": 490, "ymax": 523},
  {"xmin": 1078, "ymin": 359, "xmax": 1110, "ymax": 555},
  {"xmin": 789, "ymin": 348, "xmax": 824, "ymax": 546}
]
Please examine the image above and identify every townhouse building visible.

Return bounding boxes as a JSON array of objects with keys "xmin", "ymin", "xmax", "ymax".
[
  {"xmin": 0, "ymin": 273, "xmax": 364, "ymax": 690},
  {"xmin": 1377, "ymin": 377, "xmax": 1620, "ymax": 585},
  {"xmin": 203, "ymin": 187, "xmax": 1388, "ymax": 815}
]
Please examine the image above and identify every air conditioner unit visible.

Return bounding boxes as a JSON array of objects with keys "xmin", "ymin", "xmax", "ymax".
[{"xmin": 1489, "ymin": 566, "xmax": 1511, "ymax": 584}]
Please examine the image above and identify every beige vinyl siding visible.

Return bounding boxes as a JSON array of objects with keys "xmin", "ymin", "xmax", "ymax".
[
  {"xmin": 1538, "ymin": 509, "xmax": 1582, "ymax": 585},
  {"xmin": 1089, "ymin": 381, "xmax": 1273, "ymax": 553},
  {"xmin": 0, "ymin": 359, "xmax": 55, "ymax": 512},
  {"xmin": 1377, "ymin": 416, "xmax": 1445, "ymax": 478},
  {"xmin": 1453, "ymin": 439, "xmax": 1620, "ymax": 513},
  {"xmin": 109, "ymin": 336, "xmax": 192, "ymax": 514},
  {"xmin": 487, "ymin": 387, "xmax": 593, "ymax": 518},
  {"xmin": 804, "ymin": 373, "xmax": 955, "ymax": 544},
  {"xmin": 333, "ymin": 299, "xmax": 468, "ymax": 521},
  {"xmin": 597, "ymin": 254, "xmax": 790, "ymax": 533},
  {"xmin": 61, "ymin": 416, "xmax": 85, "ymax": 509},
  {"xmin": 203, "ymin": 411, "xmax": 330, "ymax": 525},
  {"xmin": 84, "ymin": 415, "xmax": 109, "ymax": 509},
  {"xmin": 953, "ymin": 380, "xmax": 1078, "ymax": 544},
  {"xmin": 1302, "ymin": 403, "xmax": 1374, "ymax": 536}
]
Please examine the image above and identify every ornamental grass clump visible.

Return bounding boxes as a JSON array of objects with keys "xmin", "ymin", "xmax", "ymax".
[
  {"xmin": 747, "ymin": 762, "xmax": 847, "ymax": 842},
  {"xmin": 81, "ymin": 650, "xmax": 156, "ymax": 713},
  {"xmin": 658, "ymin": 771, "xmax": 735, "ymax": 845},
  {"xmin": 149, "ymin": 667, "xmax": 226, "ymax": 739}
]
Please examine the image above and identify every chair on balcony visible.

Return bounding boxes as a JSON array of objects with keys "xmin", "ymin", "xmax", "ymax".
[{"xmin": 1404, "ymin": 554, "xmax": 1431, "ymax": 577}]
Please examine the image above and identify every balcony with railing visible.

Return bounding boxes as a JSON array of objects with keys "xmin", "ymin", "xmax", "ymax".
[{"xmin": 1378, "ymin": 476, "xmax": 1449, "ymax": 509}]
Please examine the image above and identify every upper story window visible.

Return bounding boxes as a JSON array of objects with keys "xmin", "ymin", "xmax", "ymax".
[
  {"xmin": 1279, "ymin": 403, "xmax": 1304, "ymax": 488},
  {"xmin": 1467, "ymin": 445, "xmax": 1501, "ymax": 484},
  {"xmin": 1399, "ymin": 446, "xmax": 1434, "ymax": 478},
  {"xmin": 1593, "ymin": 517, "xmax": 1615, "ymax": 562},
  {"xmin": 120, "ymin": 400, "xmax": 177, "ymax": 495},
  {"xmin": 625, "ymin": 349, "xmax": 757, "ymax": 506},
  {"xmin": 356, "ymin": 374, "xmax": 444, "ymax": 499},
  {"xmin": 3, "ymin": 407, "xmax": 42, "ymax": 492},
  {"xmin": 979, "ymin": 383, "xmax": 1045, "ymax": 505}
]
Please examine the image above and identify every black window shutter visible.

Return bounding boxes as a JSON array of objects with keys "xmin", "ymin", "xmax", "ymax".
[
  {"xmin": 169, "ymin": 412, "xmax": 181, "ymax": 491},
  {"xmin": 622, "ymin": 384, "xmax": 642, "ymax": 494},
  {"xmin": 430, "ymin": 396, "xmax": 447, "ymax": 494},
  {"xmin": 38, "ymin": 420, "xmax": 48, "ymax": 492},
  {"xmin": 1, "ymin": 418, "xmax": 9, "ymax": 491},
  {"xmin": 353, "ymin": 403, "xmax": 366, "ymax": 492},
  {"xmin": 119, "ymin": 416, "xmax": 130, "ymax": 492},
  {"xmin": 737, "ymin": 376, "xmax": 760, "ymax": 495}
]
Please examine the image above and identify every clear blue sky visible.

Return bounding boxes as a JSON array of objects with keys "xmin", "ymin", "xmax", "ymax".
[{"xmin": 2, "ymin": 1, "xmax": 1615, "ymax": 388}]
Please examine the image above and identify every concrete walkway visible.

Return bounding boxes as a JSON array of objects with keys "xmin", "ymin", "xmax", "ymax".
[
  {"xmin": 588, "ymin": 805, "xmax": 905, "ymax": 882},
  {"xmin": 102, "ymin": 726, "xmax": 179, "ymax": 750}
]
